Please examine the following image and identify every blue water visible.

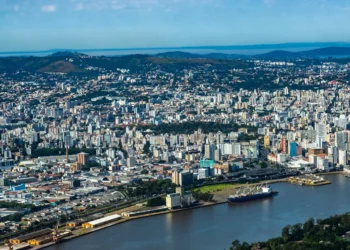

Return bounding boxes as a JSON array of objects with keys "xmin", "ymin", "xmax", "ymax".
[{"xmin": 45, "ymin": 175, "xmax": 350, "ymax": 250}]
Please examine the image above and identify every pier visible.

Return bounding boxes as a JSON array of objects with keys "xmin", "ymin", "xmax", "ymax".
[{"xmin": 287, "ymin": 174, "xmax": 331, "ymax": 186}]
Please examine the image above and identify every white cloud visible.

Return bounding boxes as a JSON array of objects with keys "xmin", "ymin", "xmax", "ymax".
[
  {"xmin": 13, "ymin": 5, "xmax": 20, "ymax": 12},
  {"xmin": 75, "ymin": 2, "xmax": 84, "ymax": 10},
  {"xmin": 42, "ymin": 4, "xmax": 57, "ymax": 12},
  {"xmin": 68, "ymin": 0, "xmax": 208, "ymax": 11}
]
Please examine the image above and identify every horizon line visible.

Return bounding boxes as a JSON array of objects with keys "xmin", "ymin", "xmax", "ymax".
[{"xmin": 1, "ymin": 41, "xmax": 350, "ymax": 55}]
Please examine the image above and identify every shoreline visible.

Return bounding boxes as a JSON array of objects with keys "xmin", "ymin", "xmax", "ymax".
[
  {"xmin": 36, "ymin": 178, "xmax": 289, "ymax": 249},
  {"xmin": 35, "ymin": 201, "xmax": 226, "ymax": 250},
  {"xmin": 14, "ymin": 174, "xmax": 343, "ymax": 249}
]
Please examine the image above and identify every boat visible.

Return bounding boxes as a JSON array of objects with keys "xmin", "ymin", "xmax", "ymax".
[{"xmin": 227, "ymin": 184, "xmax": 278, "ymax": 203}]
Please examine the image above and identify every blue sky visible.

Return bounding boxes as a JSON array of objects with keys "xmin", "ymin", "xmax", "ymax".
[{"xmin": 1, "ymin": 0, "xmax": 350, "ymax": 51}]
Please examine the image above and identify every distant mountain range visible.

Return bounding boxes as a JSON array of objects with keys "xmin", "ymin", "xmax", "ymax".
[
  {"xmin": 1, "ymin": 42, "xmax": 350, "ymax": 57},
  {"xmin": 155, "ymin": 47, "xmax": 350, "ymax": 59},
  {"xmin": 1, "ymin": 46, "xmax": 350, "ymax": 74}
]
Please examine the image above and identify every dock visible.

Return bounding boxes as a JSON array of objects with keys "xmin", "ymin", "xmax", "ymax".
[{"xmin": 287, "ymin": 174, "xmax": 331, "ymax": 186}]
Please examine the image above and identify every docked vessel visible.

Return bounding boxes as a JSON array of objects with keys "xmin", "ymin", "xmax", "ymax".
[{"xmin": 227, "ymin": 184, "xmax": 278, "ymax": 203}]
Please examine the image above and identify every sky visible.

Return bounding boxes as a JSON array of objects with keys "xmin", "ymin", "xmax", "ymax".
[{"xmin": 1, "ymin": 0, "xmax": 350, "ymax": 51}]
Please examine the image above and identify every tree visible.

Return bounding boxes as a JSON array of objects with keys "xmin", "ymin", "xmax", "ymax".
[
  {"xmin": 290, "ymin": 223, "xmax": 304, "ymax": 241},
  {"xmin": 231, "ymin": 240, "xmax": 241, "ymax": 250},
  {"xmin": 192, "ymin": 190, "xmax": 214, "ymax": 202},
  {"xmin": 141, "ymin": 169, "xmax": 149, "ymax": 175},
  {"xmin": 147, "ymin": 197, "xmax": 165, "ymax": 207},
  {"xmin": 303, "ymin": 218, "xmax": 315, "ymax": 232},
  {"xmin": 260, "ymin": 161, "xmax": 268, "ymax": 169},
  {"xmin": 143, "ymin": 142, "xmax": 150, "ymax": 154},
  {"xmin": 282, "ymin": 225, "xmax": 291, "ymax": 242}
]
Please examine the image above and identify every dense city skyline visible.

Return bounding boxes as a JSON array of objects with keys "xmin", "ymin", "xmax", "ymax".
[
  {"xmin": 2, "ymin": 1, "xmax": 350, "ymax": 250},
  {"xmin": 2, "ymin": 0, "xmax": 350, "ymax": 51}
]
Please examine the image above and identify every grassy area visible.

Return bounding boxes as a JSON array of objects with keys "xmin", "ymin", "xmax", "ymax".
[{"xmin": 194, "ymin": 183, "xmax": 236, "ymax": 193}]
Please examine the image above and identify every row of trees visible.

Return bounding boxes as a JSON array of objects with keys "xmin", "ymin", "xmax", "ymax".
[
  {"xmin": 147, "ymin": 197, "xmax": 166, "ymax": 207},
  {"xmin": 230, "ymin": 213, "xmax": 350, "ymax": 250},
  {"xmin": 31, "ymin": 147, "xmax": 96, "ymax": 158},
  {"xmin": 138, "ymin": 122, "xmax": 258, "ymax": 135},
  {"xmin": 119, "ymin": 179, "xmax": 177, "ymax": 198},
  {"xmin": 192, "ymin": 190, "xmax": 214, "ymax": 202}
]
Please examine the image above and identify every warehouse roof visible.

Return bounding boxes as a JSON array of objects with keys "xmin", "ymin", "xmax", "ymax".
[
  {"xmin": 87, "ymin": 214, "xmax": 121, "ymax": 226},
  {"xmin": 12, "ymin": 228, "xmax": 52, "ymax": 242}
]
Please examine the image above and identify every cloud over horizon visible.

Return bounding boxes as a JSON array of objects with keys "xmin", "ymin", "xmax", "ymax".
[
  {"xmin": 41, "ymin": 4, "xmax": 57, "ymax": 12},
  {"xmin": 1, "ymin": 0, "xmax": 350, "ymax": 51}
]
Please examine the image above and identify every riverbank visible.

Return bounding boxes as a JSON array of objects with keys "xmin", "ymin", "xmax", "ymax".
[
  {"xmin": 13, "ymin": 174, "xmax": 343, "ymax": 250},
  {"xmin": 40, "ymin": 174, "xmax": 350, "ymax": 250},
  {"xmin": 34, "ymin": 201, "xmax": 226, "ymax": 250},
  {"xmin": 317, "ymin": 171, "xmax": 343, "ymax": 175},
  {"xmin": 24, "ymin": 178, "xmax": 290, "ymax": 249}
]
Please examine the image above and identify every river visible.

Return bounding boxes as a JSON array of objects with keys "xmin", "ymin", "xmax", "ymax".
[{"xmin": 46, "ymin": 174, "xmax": 350, "ymax": 250}]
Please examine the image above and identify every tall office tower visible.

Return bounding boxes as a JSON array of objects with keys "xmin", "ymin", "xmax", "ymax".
[
  {"xmin": 315, "ymin": 122, "xmax": 326, "ymax": 148},
  {"xmin": 335, "ymin": 132, "xmax": 347, "ymax": 151},
  {"xmin": 204, "ymin": 144, "xmax": 216, "ymax": 160}
]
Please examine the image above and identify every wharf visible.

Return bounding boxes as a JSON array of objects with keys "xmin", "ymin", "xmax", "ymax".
[
  {"xmin": 28, "ymin": 201, "xmax": 225, "ymax": 250},
  {"xmin": 287, "ymin": 176, "xmax": 331, "ymax": 186}
]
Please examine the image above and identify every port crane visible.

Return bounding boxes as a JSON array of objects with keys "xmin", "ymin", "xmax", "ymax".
[
  {"xmin": 52, "ymin": 220, "xmax": 60, "ymax": 243},
  {"xmin": 5, "ymin": 242, "xmax": 13, "ymax": 250}
]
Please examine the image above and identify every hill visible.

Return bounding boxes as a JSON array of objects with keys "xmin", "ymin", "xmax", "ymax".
[
  {"xmin": 37, "ymin": 60, "xmax": 82, "ymax": 73},
  {"xmin": 257, "ymin": 47, "xmax": 350, "ymax": 58},
  {"xmin": 0, "ymin": 52, "xmax": 251, "ymax": 74},
  {"xmin": 258, "ymin": 50, "xmax": 297, "ymax": 58},
  {"xmin": 1, "ymin": 46, "xmax": 350, "ymax": 74},
  {"xmin": 49, "ymin": 51, "xmax": 87, "ymax": 57},
  {"xmin": 300, "ymin": 46, "xmax": 350, "ymax": 56},
  {"xmin": 156, "ymin": 51, "xmax": 200, "ymax": 58}
]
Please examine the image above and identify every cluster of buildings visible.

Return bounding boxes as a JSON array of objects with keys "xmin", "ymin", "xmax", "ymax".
[{"xmin": 0, "ymin": 53, "xmax": 350, "ymax": 236}]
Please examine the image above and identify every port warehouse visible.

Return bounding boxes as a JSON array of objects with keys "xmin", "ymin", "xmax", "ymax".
[
  {"xmin": 9, "ymin": 229, "xmax": 53, "ymax": 244},
  {"xmin": 82, "ymin": 214, "xmax": 121, "ymax": 229},
  {"xmin": 121, "ymin": 206, "xmax": 168, "ymax": 217},
  {"xmin": 27, "ymin": 231, "xmax": 71, "ymax": 246},
  {"xmin": 66, "ymin": 213, "xmax": 105, "ymax": 228},
  {"xmin": 0, "ymin": 242, "xmax": 31, "ymax": 250},
  {"xmin": 9, "ymin": 228, "xmax": 72, "ymax": 247},
  {"xmin": 66, "ymin": 219, "xmax": 86, "ymax": 228},
  {"xmin": 9, "ymin": 214, "xmax": 120, "ymax": 246}
]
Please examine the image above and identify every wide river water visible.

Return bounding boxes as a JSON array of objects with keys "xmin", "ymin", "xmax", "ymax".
[{"xmin": 46, "ymin": 174, "xmax": 350, "ymax": 250}]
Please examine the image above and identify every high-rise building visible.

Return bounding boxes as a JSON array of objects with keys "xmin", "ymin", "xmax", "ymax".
[
  {"xmin": 172, "ymin": 169, "xmax": 181, "ymax": 185},
  {"xmin": 127, "ymin": 157, "xmax": 136, "ymax": 167},
  {"xmin": 204, "ymin": 144, "xmax": 216, "ymax": 160},
  {"xmin": 198, "ymin": 168, "xmax": 209, "ymax": 179},
  {"xmin": 339, "ymin": 149, "xmax": 347, "ymax": 166},
  {"xmin": 264, "ymin": 135, "xmax": 270, "ymax": 148},
  {"xmin": 0, "ymin": 177, "xmax": 10, "ymax": 186},
  {"xmin": 288, "ymin": 141, "xmax": 297, "ymax": 157},
  {"xmin": 315, "ymin": 122, "xmax": 326, "ymax": 148},
  {"xmin": 335, "ymin": 132, "xmax": 347, "ymax": 151},
  {"xmin": 179, "ymin": 172, "xmax": 193, "ymax": 186},
  {"xmin": 328, "ymin": 146, "xmax": 338, "ymax": 165},
  {"xmin": 77, "ymin": 152, "xmax": 88, "ymax": 166},
  {"xmin": 3, "ymin": 147, "xmax": 11, "ymax": 159},
  {"xmin": 214, "ymin": 148, "xmax": 222, "ymax": 161},
  {"xmin": 280, "ymin": 137, "xmax": 288, "ymax": 154},
  {"xmin": 232, "ymin": 142, "xmax": 241, "ymax": 156}
]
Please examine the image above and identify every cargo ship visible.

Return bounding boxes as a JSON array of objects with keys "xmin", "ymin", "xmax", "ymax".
[{"xmin": 227, "ymin": 184, "xmax": 278, "ymax": 202}]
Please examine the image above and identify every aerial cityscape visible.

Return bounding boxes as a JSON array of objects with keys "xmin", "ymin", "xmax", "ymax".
[{"xmin": 2, "ymin": 0, "xmax": 350, "ymax": 250}]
